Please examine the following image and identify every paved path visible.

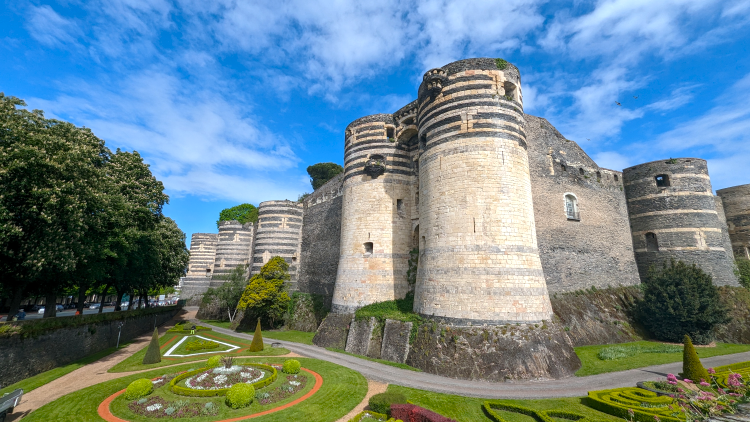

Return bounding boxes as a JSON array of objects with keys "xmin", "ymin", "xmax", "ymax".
[{"xmin": 199, "ymin": 320, "xmax": 750, "ymax": 399}]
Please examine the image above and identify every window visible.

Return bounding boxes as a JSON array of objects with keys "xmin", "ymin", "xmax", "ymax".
[
  {"xmin": 596, "ymin": 171, "xmax": 602, "ymax": 181},
  {"xmin": 579, "ymin": 168, "xmax": 585, "ymax": 175},
  {"xmin": 386, "ymin": 127, "xmax": 394, "ymax": 139},
  {"xmin": 646, "ymin": 233, "xmax": 659, "ymax": 251},
  {"xmin": 561, "ymin": 163, "xmax": 567, "ymax": 172},
  {"xmin": 655, "ymin": 174, "xmax": 670, "ymax": 187},
  {"xmin": 614, "ymin": 174, "xmax": 619, "ymax": 182},
  {"xmin": 565, "ymin": 194, "xmax": 579, "ymax": 220},
  {"xmin": 503, "ymin": 81, "xmax": 517, "ymax": 100},
  {"xmin": 205, "ymin": 268, "xmax": 211, "ymax": 274},
  {"xmin": 415, "ymin": 192, "xmax": 419, "ymax": 206},
  {"xmin": 364, "ymin": 242, "xmax": 373, "ymax": 255},
  {"xmin": 397, "ymin": 199, "xmax": 404, "ymax": 215}
]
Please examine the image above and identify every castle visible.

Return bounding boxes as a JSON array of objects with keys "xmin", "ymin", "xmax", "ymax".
[{"xmin": 182, "ymin": 58, "xmax": 750, "ymax": 325}]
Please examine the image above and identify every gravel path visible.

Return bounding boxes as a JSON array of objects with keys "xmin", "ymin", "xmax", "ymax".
[{"xmin": 198, "ymin": 320, "xmax": 750, "ymax": 399}]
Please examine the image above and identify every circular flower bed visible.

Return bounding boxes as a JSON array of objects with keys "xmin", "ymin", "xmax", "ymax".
[{"xmin": 169, "ymin": 363, "xmax": 277, "ymax": 397}]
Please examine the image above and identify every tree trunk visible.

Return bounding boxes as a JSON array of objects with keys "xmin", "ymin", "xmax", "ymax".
[
  {"xmin": 99, "ymin": 284, "xmax": 110, "ymax": 314},
  {"xmin": 127, "ymin": 291, "xmax": 135, "ymax": 310},
  {"xmin": 114, "ymin": 289, "xmax": 124, "ymax": 311},
  {"xmin": 43, "ymin": 291, "xmax": 57, "ymax": 318},
  {"xmin": 76, "ymin": 285, "xmax": 87, "ymax": 315},
  {"xmin": 6, "ymin": 285, "xmax": 24, "ymax": 321}
]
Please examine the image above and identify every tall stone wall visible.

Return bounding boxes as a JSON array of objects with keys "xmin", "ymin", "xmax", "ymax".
[
  {"xmin": 180, "ymin": 233, "xmax": 218, "ymax": 304},
  {"xmin": 525, "ymin": 115, "xmax": 641, "ymax": 292},
  {"xmin": 623, "ymin": 158, "xmax": 739, "ymax": 286},
  {"xmin": 251, "ymin": 200, "xmax": 304, "ymax": 290},
  {"xmin": 297, "ymin": 173, "xmax": 344, "ymax": 304},
  {"xmin": 413, "ymin": 58, "xmax": 553, "ymax": 324},
  {"xmin": 717, "ymin": 184, "xmax": 750, "ymax": 259},
  {"xmin": 210, "ymin": 220, "xmax": 254, "ymax": 283},
  {"xmin": 331, "ymin": 114, "xmax": 415, "ymax": 314}
]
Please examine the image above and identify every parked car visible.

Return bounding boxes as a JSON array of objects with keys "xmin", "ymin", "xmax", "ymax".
[
  {"xmin": 89, "ymin": 303, "xmax": 101, "ymax": 310},
  {"xmin": 37, "ymin": 305, "xmax": 62, "ymax": 314},
  {"xmin": 120, "ymin": 302, "xmax": 129, "ymax": 309},
  {"xmin": 22, "ymin": 305, "xmax": 41, "ymax": 312}
]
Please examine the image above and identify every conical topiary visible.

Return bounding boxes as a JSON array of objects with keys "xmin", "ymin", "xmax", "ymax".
[
  {"xmin": 248, "ymin": 318, "xmax": 264, "ymax": 352},
  {"xmin": 682, "ymin": 334, "xmax": 710, "ymax": 382},
  {"xmin": 142, "ymin": 328, "xmax": 162, "ymax": 364}
]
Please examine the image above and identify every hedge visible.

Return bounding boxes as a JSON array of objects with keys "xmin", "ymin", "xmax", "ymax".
[
  {"xmin": 586, "ymin": 388, "xmax": 683, "ymax": 422},
  {"xmin": 0, "ymin": 305, "xmax": 181, "ymax": 339},
  {"xmin": 391, "ymin": 404, "xmax": 457, "ymax": 422},
  {"xmin": 712, "ymin": 360, "xmax": 750, "ymax": 388},
  {"xmin": 348, "ymin": 411, "xmax": 392, "ymax": 422},
  {"xmin": 484, "ymin": 401, "xmax": 611, "ymax": 422},
  {"xmin": 169, "ymin": 363, "xmax": 278, "ymax": 397}
]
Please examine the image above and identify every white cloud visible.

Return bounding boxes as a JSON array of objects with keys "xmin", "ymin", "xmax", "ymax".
[{"xmin": 25, "ymin": 5, "xmax": 82, "ymax": 47}]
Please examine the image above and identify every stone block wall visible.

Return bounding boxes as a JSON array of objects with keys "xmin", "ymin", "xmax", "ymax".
[
  {"xmin": 623, "ymin": 158, "xmax": 739, "ymax": 286},
  {"xmin": 297, "ymin": 173, "xmax": 344, "ymax": 305},
  {"xmin": 0, "ymin": 307, "xmax": 179, "ymax": 386},
  {"xmin": 717, "ymin": 184, "xmax": 750, "ymax": 259},
  {"xmin": 525, "ymin": 115, "xmax": 641, "ymax": 292},
  {"xmin": 211, "ymin": 220, "xmax": 254, "ymax": 281},
  {"xmin": 180, "ymin": 233, "xmax": 218, "ymax": 304},
  {"xmin": 413, "ymin": 58, "xmax": 553, "ymax": 324},
  {"xmin": 251, "ymin": 200, "xmax": 304, "ymax": 290}
]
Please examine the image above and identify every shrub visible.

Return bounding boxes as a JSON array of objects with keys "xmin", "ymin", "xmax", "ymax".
[
  {"xmin": 124, "ymin": 378, "xmax": 153, "ymax": 400},
  {"xmin": 737, "ymin": 258, "xmax": 750, "ymax": 289},
  {"xmin": 249, "ymin": 318, "xmax": 264, "ymax": 352},
  {"xmin": 236, "ymin": 257, "xmax": 291, "ymax": 328},
  {"xmin": 391, "ymin": 403, "xmax": 457, "ymax": 422},
  {"xmin": 637, "ymin": 259, "xmax": 730, "ymax": 344},
  {"xmin": 348, "ymin": 411, "xmax": 389, "ymax": 422},
  {"xmin": 682, "ymin": 334, "xmax": 710, "ymax": 382},
  {"xmin": 142, "ymin": 328, "xmax": 162, "ymax": 364},
  {"xmin": 185, "ymin": 339, "xmax": 219, "ymax": 351},
  {"xmin": 207, "ymin": 355, "xmax": 222, "ymax": 368},
  {"xmin": 368, "ymin": 392, "xmax": 407, "ymax": 416},
  {"xmin": 282, "ymin": 359, "xmax": 301, "ymax": 374},
  {"xmin": 586, "ymin": 388, "xmax": 681, "ymax": 422},
  {"xmin": 225, "ymin": 383, "xmax": 254, "ymax": 409}
]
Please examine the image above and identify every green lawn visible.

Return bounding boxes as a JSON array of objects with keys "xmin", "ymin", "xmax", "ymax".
[
  {"xmin": 325, "ymin": 348, "xmax": 421, "ymax": 372},
  {"xmin": 200, "ymin": 319, "xmax": 317, "ymax": 345},
  {"xmin": 109, "ymin": 329, "xmax": 289, "ymax": 373},
  {"xmin": 167, "ymin": 335, "xmax": 240, "ymax": 356},
  {"xmin": 386, "ymin": 385, "xmax": 621, "ymax": 422},
  {"xmin": 24, "ymin": 358, "xmax": 367, "ymax": 422},
  {"xmin": 575, "ymin": 341, "xmax": 750, "ymax": 376},
  {"xmin": 0, "ymin": 345, "xmax": 125, "ymax": 396}
]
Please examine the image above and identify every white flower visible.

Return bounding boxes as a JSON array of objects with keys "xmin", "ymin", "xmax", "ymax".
[
  {"xmin": 152, "ymin": 379, "xmax": 163, "ymax": 384},
  {"xmin": 289, "ymin": 381, "xmax": 301, "ymax": 386},
  {"xmin": 213, "ymin": 375, "xmax": 227, "ymax": 385},
  {"xmin": 146, "ymin": 404, "xmax": 162, "ymax": 412}
]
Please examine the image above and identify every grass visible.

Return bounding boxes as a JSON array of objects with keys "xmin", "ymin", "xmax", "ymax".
[
  {"xmin": 575, "ymin": 340, "xmax": 750, "ymax": 376},
  {"xmin": 200, "ymin": 319, "xmax": 317, "ymax": 345},
  {"xmin": 325, "ymin": 348, "xmax": 421, "ymax": 372},
  {"xmin": 386, "ymin": 385, "xmax": 621, "ymax": 422},
  {"xmin": 24, "ymin": 357, "xmax": 368, "ymax": 422},
  {"xmin": 168, "ymin": 335, "xmax": 237, "ymax": 356},
  {"xmin": 0, "ymin": 345, "xmax": 125, "ymax": 396},
  {"xmin": 109, "ymin": 329, "xmax": 290, "ymax": 373},
  {"xmin": 354, "ymin": 293, "xmax": 422, "ymax": 325}
]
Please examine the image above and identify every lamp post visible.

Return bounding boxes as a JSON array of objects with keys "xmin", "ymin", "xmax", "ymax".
[{"xmin": 116, "ymin": 322, "xmax": 124, "ymax": 349}]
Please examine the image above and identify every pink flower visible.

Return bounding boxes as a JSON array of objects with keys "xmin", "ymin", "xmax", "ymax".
[
  {"xmin": 700, "ymin": 380, "xmax": 710, "ymax": 387},
  {"xmin": 654, "ymin": 416, "xmax": 661, "ymax": 422},
  {"xmin": 684, "ymin": 379, "xmax": 693, "ymax": 383},
  {"xmin": 707, "ymin": 368, "xmax": 716, "ymax": 374},
  {"xmin": 677, "ymin": 388, "xmax": 684, "ymax": 393},
  {"xmin": 718, "ymin": 387, "xmax": 726, "ymax": 394}
]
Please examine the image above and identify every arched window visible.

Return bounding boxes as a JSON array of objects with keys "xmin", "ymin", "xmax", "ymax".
[
  {"xmin": 596, "ymin": 171, "xmax": 602, "ymax": 181},
  {"xmin": 614, "ymin": 174, "xmax": 619, "ymax": 182},
  {"xmin": 565, "ymin": 194, "xmax": 579, "ymax": 221},
  {"xmin": 655, "ymin": 174, "xmax": 670, "ymax": 187},
  {"xmin": 646, "ymin": 233, "xmax": 659, "ymax": 252},
  {"xmin": 364, "ymin": 242, "xmax": 373, "ymax": 256},
  {"xmin": 579, "ymin": 168, "xmax": 585, "ymax": 175},
  {"xmin": 561, "ymin": 163, "xmax": 567, "ymax": 172}
]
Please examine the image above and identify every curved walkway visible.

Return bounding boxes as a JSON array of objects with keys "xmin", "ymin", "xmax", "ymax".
[{"xmin": 199, "ymin": 320, "xmax": 750, "ymax": 399}]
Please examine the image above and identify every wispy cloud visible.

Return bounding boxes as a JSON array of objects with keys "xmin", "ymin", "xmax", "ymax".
[{"xmin": 25, "ymin": 5, "xmax": 82, "ymax": 48}]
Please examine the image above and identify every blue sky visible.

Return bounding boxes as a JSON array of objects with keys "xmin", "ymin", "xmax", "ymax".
[{"xmin": 2, "ymin": 0, "xmax": 750, "ymax": 243}]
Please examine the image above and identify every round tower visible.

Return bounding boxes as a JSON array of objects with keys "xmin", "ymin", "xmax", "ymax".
[
  {"xmin": 331, "ymin": 114, "xmax": 414, "ymax": 313},
  {"xmin": 623, "ymin": 158, "xmax": 739, "ymax": 285},
  {"xmin": 717, "ymin": 184, "xmax": 750, "ymax": 259},
  {"xmin": 181, "ymin": 233, "xmax": 218, "ymax": 304},
  {"xmin": 413, "ymin": 58, "xmax": 553, "ymax": 324},
  {"xmin": 211, "ymin": 220, "xmax": 254, "ymax": 282},
  {"xmin": 251, "ymin": 200, "xmax": 304, "ymax": 290}
]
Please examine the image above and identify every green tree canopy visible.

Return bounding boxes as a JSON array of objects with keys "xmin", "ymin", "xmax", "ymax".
[
  {"xmin": 236, "ymin": 256, "xmax": 291, "ymax": 327},
  {"xmin": 306, "ymin": 162, "xmax": 343, "ymax": 190},
  {"xmin": 637, "ymin": 259, "xmax": 730, "ymax": 344},
  {"xmin": 217, "ymin": 203, "xmax": 258, "ymax": 228},
  {"xmin": 736, "ymin": 258, "xmax": 750, "ymax": 289},
  {"xmin": 203, "ymin": 264, "xmax": 248, "ymax": 322}
]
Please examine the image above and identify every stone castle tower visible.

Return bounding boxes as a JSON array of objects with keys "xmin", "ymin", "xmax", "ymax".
[
  {"xmin": 623, "ymin": 159, "xmax": 738, "ymax": 285},
  {"xmin": 251, "ymin": 200, "xmax": 304, "ymax": 289},
  {"xmin": 717, "ymin": 184, "xmax": 750, "ymax": 259}
]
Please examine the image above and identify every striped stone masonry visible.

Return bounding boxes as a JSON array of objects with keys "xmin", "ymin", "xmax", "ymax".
[
  {"xmin": 251, "ymin": 200, "xmax": 304, "ymax": 290},
  {"xmin": 717, "ymin": 184, "xmax": 750, "ymax": 259},
  {"xmin": 180, "ymin": 233, "xmax": 218, "ymax": 303},
  {"xmin": 210, "ymin": 220, "xmax": 254, "ymax": 284},
  {"xmin": 623, "ymin": 158, "xmax": 739, "ymax": 286},
  {"xmin": 412, "ymin": 58, "xmax": 553, "ymax": 324}
]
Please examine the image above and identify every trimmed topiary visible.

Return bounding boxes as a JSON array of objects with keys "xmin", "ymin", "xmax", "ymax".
[
  {"xmin": 142, "ymin": 328, "xmax": 162, "ymax": 364},
  {"xmin": 207, "ymin": 355, "xmax": 222, "ymax": 368},
  {"xmin": 682, "ymin": 334, "xmax": 710, "ymax": 383},
  {"xmin": 368, "ymin": 392, "xmax": 407, "ymax": 417},
  {"xmin": 637, "ymin": 259, "xmax": 730, "ymax": 344},
  {"xmin": 225, "ymin": 383, "xmax": 254, "ymax": 409},
  {"xmin": 249, "ymin": 318, "xmax": 264, "ymax": 352},
  {"xmin": 124, "ymin": 378, "xmax": 154, "ymax": 400},
  {"xmin": 282, "ymin": 359, "xmax": 301, "ymax": 374}
]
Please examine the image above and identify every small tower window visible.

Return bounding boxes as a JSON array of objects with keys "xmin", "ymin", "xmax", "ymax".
[
  {"xmin": 415, "ymin": 192, "xmax": 419, "ymax": 206},
  {"xmin": 561, "ymin": 163, "xmax": 567, "ymax": 172},
  {"xmin": 596, "ymin": 171, "xmax": 602, "ymax": 181},
  {"xmin": 206, "ymin": 268, "xmax": 211, "ymax": 274},
  {"xmin": 614, "ymin": 174, "xmax": 619, "ymax": 182},
  {"xmin": 565, "ymin": 194, "xmax": 579, "ymax": 221},
  {"xmin": 386, "ymin": 127, "xmax": 394, "ymax": 139},
  {"xmin": 503, "ymin": 81, "xmax": 517, "ymax": 101},
  {"xmin": 655, "ymin": 174, "xmax": 670, "ymax": 187},
  {"xmin": 397, "ymin": 199, "xmax": 404, "ymax": 215},
  {"xmin": 364, "ymin": 242, "xmax": 373, "ymax": 256},
  {"xmin": 579, "ymin": 168, "xmax": 585, "ymax": 175},
  {"xmin": 646, "ymin": 232, "xmax": 659, "ymax": 251}
]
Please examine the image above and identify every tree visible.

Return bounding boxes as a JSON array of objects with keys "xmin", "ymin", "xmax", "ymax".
[
  {"xmin": 736, "ymin": 258, "xmax": 750, "ymax": 289},
  {"xmin": 142, "ymin": 328, "xmax": 162, "ymax": 364},
  {"xmin": 637, "ymin": 259, "xmax": 730, "ymax": 344},
  {"xmin": 236, "ymin": 257, "xmax": 291, "ymax": 327},
  {"xmin": 306, "ymin": 162, "xmax": 343, "ymax": 190},
  {"xmin": 682, "ymin": 334, "xmax": 710, "ymax": 382},
  {"xmin": 203, "ymin": 264, "xmax": 248, "ymax": 322},
  {"xmin": 248, "ymin": 318, "xmax": 264, "ymax": 352},
  {"xmin": 217, "ymin": 204, "xmax": 258, "ymax": 229}
]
